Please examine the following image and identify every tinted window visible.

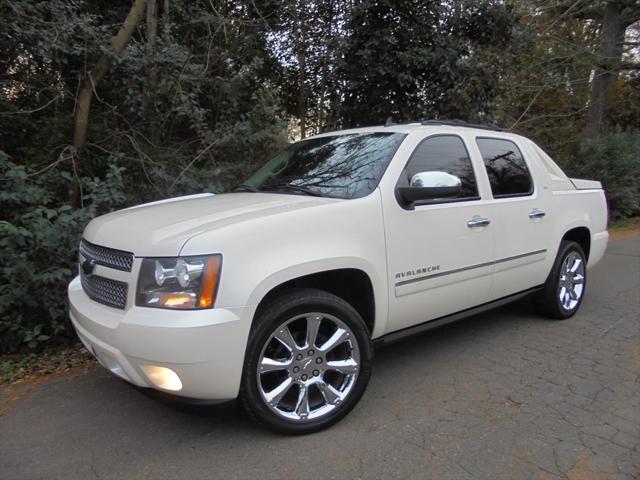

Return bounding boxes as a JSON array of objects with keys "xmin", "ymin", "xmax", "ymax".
[
  {"xmin": 476, "ymin": 138, "xmax": 533, "ymax": 197},
  {"xmin": 398, "ymin": 135, "xmax": 478, "ymax": 198},
  {"xmin": 241, "ymin": 132, "xmax": 406, "ymax": 199}
]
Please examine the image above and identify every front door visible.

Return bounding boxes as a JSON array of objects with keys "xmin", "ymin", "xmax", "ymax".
[{"xmin": 383, "ymin": 134, "xmax": 495, "ymax": 332}]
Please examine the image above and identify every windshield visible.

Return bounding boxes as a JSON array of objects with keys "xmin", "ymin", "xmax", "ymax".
[{"xmin": 239, "ymin": 132, "xmax": 407, "ymax": 199}]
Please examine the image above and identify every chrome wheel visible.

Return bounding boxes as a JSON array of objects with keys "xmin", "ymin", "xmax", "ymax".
[
  {"xmin": 256, "ymin": 312, "xmax": 360, "ymax": 422},
  {"xmin": 558, "ymin": 251, "xmax": 585, "ymax": 311}
]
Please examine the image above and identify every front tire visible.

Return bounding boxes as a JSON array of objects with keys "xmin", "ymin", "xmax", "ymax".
[
  {"xmin": 240, "ymin": 288, "xmax": 372, "ymax": 434},
  {"xmin": 535, "ymin": 240, "xmax": 587, "ymax": 319}
]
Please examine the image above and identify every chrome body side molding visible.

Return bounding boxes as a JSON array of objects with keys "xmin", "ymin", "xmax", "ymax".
[{"xmin": 395, "ymin": 250, "xmax": 547, "ymax": 287}]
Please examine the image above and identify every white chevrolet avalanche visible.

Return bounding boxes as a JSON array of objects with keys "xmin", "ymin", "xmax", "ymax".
[{"xmin": 69, "ymin": 120, "xmax": 609, "ymax": 434}]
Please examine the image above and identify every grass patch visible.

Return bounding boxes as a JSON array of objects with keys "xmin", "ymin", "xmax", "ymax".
[
  {"xmin": 610, "ymin": 216, "xmax": 640, "ymax": 232},
  {"xmin": 0, "ymin": 344, "xmax": 95, "ymax": 385}
]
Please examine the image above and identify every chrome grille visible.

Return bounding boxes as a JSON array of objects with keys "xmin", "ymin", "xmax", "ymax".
[
  {"xmin": 80, "ymin": 271, "xmax": 128, "ymax": 309},
  {"xmin": 80, "ymin": 239, "xmax": 133, "ymax": 272}
]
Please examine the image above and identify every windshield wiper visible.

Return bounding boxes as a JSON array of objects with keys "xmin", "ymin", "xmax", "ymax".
[
  {"xmin": 232, "ymin": 183, "xmax": 325, "ymax": 197},
  {"xmin": 264, "ymin": 184, "xmax": 324, "ymax": 197},
  {"xmin": 232, "ymin": 184, "xmax": 261, "ymax": 193}
]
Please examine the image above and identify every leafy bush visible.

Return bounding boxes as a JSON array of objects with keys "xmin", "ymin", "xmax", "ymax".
[
  {"xmin": 0, "ymin": 152, "xmax": 127, "ymax": 353},
  {"xmin": 0, "ymin": 0, "xmax": 287, "ymax": 353},
  {"xmin": 562, "ymin": 131, "xmax": 640, "ymax": 220}
]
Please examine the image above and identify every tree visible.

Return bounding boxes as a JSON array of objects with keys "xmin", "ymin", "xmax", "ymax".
[
  {"xmin": 496, "ymin": 1, "xmax": 597, "ymax": 152},
  {"xmin": 495, "ymin": 0, "xmax": 640, "ymax": 156},
  {"xmin": 143, "ymin": 0, "xmax": 159, "ymax": 141},
  {"xmin": 73, "ymin": 0, "xmax": 147, "ymax": 152},
  {"xmin": 0, "ymin": 0, "xmax": 286, "ymax": 352},
  {"xmin": 336, "ymin": 0, "xmax": 518, "ymax": 127},
  {"xmin": 584, "ymin": 0, "xmax": 640, "ymax": 139},
  {"xmin": 253, "ymin": 0, "xmax": 349, "ymax": 137}
]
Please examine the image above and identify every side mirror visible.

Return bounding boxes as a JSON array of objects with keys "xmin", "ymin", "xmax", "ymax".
[{"xmin": 397, "ymin": 171, "xmax": 462, "ymax": 206}]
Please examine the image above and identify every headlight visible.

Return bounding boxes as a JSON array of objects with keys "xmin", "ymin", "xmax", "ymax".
[{"xmin": 136, "ymin": 255, "xmax": 222, "ymax": 309}]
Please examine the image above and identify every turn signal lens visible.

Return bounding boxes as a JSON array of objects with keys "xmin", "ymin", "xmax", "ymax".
[{"xmin": 199, "ymin": 256, "xmax": 221, "ymax": 308}]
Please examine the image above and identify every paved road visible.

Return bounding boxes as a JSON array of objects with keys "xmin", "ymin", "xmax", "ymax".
[{"xmin": 1, "ymin": 237, "xmax": 638, "ymax": 480}]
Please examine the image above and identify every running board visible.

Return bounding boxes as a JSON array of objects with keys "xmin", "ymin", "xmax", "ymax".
[{"xmin": 373, "ymin": 286, "xmax": 543, "ymax": 347}]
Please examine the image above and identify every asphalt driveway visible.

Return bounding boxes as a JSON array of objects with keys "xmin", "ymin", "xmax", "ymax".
[{"xmin": 1, "ymin": 236, "xmax": 638, "ymax": 480}]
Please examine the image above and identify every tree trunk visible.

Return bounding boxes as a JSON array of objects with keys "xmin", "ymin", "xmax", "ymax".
[
  {"xmin": 72, "ymin": 0, "xmax": 147, "ymax": 150},
  {"xmin": 294, "ymin": 0, "xmax": 307, "ymax": 139},
  {"xmin": 297, "ymin": 48, "xmax": 307, "ymax": 139},
  {"xmin": 144, "ymin": 0, "xmax": 159, "ymax": 142},
  {"xmin": 584, "ymin": 1, "xmax": 626, "ymax": 140},
  {"xmin": 316, "ymin": 0, "xmax": 335, "ymax": 132}
]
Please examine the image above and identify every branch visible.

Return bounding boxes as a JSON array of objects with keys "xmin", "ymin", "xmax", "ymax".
[
  {"xmin": 92, "ymin": 0, "xmax": 148, "ymax": 85},
  {"xmin": 73, "ymin": 0, "xmax": 147, "ymax": 150},
  {"xmin": 169, "ymin": 141, "xmax": 219, "ymax": 191},
  {"xmin": 510, "ymin": 87, "xmax": 546, "ymax": 130},
  {"xmin": 0, "ymin": 94, "xmax": 63, "ymax": 115}
]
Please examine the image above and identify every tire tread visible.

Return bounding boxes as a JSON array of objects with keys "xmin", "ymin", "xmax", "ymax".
[{"xmin": 534, "ymin": 240, "xmax": 586, "ymax": 320}]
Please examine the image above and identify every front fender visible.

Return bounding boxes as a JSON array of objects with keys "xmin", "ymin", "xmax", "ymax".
[
  {"xmin": 180, "ymin": 192, "xmax": 389, "ymax": 338},
  {"xmin": 244, "ymin": 256, "xmax": 388, "ymax": 338}
]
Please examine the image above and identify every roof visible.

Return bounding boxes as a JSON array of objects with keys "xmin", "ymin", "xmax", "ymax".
[{"xmin": 311, "ymin": 120, "xmax": 524, "ymax": 141}]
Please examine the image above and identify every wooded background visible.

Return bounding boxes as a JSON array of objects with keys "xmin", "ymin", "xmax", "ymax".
[{"xmin": 1, "ymin": 0, "xmax": 639, "ymax": 352}]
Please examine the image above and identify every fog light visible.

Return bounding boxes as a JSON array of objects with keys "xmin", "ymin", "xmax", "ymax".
[{"xmin": 142, "ymin": 365, "xmax": 183, "ymax": 391}]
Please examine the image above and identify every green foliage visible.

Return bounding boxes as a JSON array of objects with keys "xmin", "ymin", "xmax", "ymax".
[
  {"xmin": 0, "ymin": 0, "xmax": 288, "ymax": 353},
  {"xmin": 0, "ymin": 0, "xmax": 638, "ymax": 353},
  {"xmin": 1, "ymin": 0, "xmax": 287, "ymax": 199},
  {"xmin": 562, "ymin": 131, "xmax": 640, "ymax": 220},
  {"xmin": 0, "ymin": 152, "xmax": 127, "ymax": 352},
  {"xmin": 337, "ymin": 0, "xmax": 520, "ymax": 126}
]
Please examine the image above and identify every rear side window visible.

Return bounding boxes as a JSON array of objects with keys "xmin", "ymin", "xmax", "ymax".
[
  {"xmin": 476, "ymin": 138, "xmax": 533, "ymax": 197},
  {"xmin": 398, "ymin": 135, "xmax": 478, "ymax": 199}
]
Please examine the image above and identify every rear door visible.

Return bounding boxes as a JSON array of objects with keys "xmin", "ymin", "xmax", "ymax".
[
  {"xmin": 383, "ymin": 134, "xmax": 495, "ymax": 332},
  {"xmin": 473, "ymin": 136, "xmax": 552, "ymax": 300}
]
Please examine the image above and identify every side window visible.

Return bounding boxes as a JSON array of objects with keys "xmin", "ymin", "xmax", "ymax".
[
  {"xmin": 476, "ymin": 137, "xmax": 533, "ymax": 197},
  {"xmin": 398, "ymin": 135, "xmax": 478, "ymax": 199}
]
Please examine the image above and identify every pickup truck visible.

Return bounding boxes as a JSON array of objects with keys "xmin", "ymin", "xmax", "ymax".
[{"xmin": 68, "ymin": 120, "xmax": 609, "ymax": 434}]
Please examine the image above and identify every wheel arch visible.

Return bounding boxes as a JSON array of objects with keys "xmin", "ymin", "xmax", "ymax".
[
  {"xmin": 248, "ymin": 264, "xmax": 378, "ymax": 337},
  {"xmin": 561, "ymin": 226, "xmax": 591, "ymax": 260}
]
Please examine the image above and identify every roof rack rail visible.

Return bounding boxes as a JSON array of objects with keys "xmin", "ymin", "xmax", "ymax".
[{"xmin": 420, "ymin": 119, "xmax": 508, "ymax": 132}]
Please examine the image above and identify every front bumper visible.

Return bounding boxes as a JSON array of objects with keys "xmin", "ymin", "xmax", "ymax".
[{"xmin": 68, "ymin": 276, "xmax": 254, "ymax": 400}]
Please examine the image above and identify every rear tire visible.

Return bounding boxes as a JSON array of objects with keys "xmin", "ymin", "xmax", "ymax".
[
  {"xmin": 534, "ymin": 240, "xmax": 587, "ymax": 319},
  {"xmin": 240, "ymin": 288, "xmax": 372, "ymax": 435}
]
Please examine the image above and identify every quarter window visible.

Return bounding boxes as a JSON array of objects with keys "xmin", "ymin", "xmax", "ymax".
[
  {"xmin": 398, "ymin": 135, "xmax": 478, "ymax": 199},
  {"xmin": 476, "ymin": 138, "xmax": 533, "ymax": 197}
]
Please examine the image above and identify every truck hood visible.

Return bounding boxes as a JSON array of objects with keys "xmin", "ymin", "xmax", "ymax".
[{"xmin": 83, "ymin": 192, "xmax": 335, "ymax": 256}]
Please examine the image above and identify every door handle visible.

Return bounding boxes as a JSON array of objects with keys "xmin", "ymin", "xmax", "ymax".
[
  {"xmin": 467, "ymin": 216, "xmax": 491, "ymax": 228},
  {"xmin": 528, "ymin": 209, "xmax": 546, "ymax": 219}
]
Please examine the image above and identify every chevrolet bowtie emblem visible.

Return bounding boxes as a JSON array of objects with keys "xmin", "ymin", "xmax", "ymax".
[{"xmin": 81, "ymin": 258, "xmax": 97, "ymax": 277}]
